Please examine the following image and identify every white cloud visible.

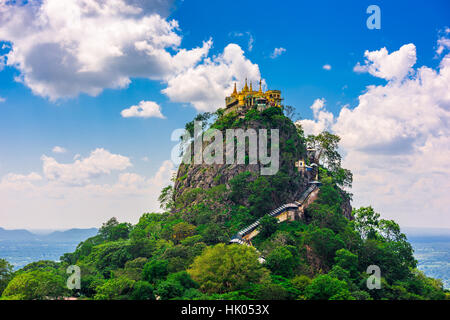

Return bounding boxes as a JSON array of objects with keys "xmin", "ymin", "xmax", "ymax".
[
  {"xmin": 353, "ymin": 44, "xmax": 417, "ymax": 81},
  {"xmin": 52, "ymin": 146, "xmax": 67, "ymax": 154},
  {"xmin": 248, "ymin": 34, "xmax": 254, "ymax": 52},
  {"xmin": 270, "ymin": 47, "xmax": 286, "ymax": 59},
  {"xmin": 322, "ymin": 64, "xmax": 332, "ymax": 70},
  {"xmin": 84, "ymin": 160, "xmax": 174, "ymax": 197},
  {"xmin": 296, "ymin": 98, "xmax": 334, "ymax": 136},
  {"xmin": 301, "ymin": 40, "xmax": 450, "ymax": 228},
  {"xmin": 1, "ymin": 172, "xmax": 42, "ymax": 191},
  {"xmin": 149, "ymin": 159, "xmax": 174, "ymax": 186},
  {"xmin": 0, "ymin": 0, "xmax": 208, "ymax": 100},
  {"xmin": 0, "ymin": 96, "xmax": 5, "ymax": 102},
  {"xmin": 121, "ymin": 100, "xmax": 165, "ymax": 118},
  {"xmin": 162, "ymin": 43, "xmax": 263, "ymax": 112},
  {"xmin": 0, "ymin": 148, "xmax": 175, "ymax": 228},
  {"xmin": 3, "ymin": 172, "xmax": 42, "ymax": 182},
  {"xmin": 42, "ymin": 148, "xmax": 132, "ymax": 186},
  {"xmin": 0, "ymin": 1, "xmax": 262, "ymax": 114}
]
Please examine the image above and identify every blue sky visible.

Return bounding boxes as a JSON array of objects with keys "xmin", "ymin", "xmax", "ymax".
[{"xmin": 0, "ymin": 0, "xmax": 449, "ymax": 229}]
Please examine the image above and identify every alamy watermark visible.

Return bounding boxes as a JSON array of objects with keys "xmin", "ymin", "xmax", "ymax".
[
  {"xmin": 66, "ymin": 265, "xmax": 81, "ymax": 290},
  {"xmin": 171, "ymin": 121, "xmax": 280, "ymax": 175},
  {"xmin": 366, "ymin": 265, "xmax": 381, "ymax": 290},
  {"xmin": 366, "ymin": 5, "xmax": 381, "ymax": 30}
]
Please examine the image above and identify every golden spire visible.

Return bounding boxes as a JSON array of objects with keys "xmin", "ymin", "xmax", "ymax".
[
  {"xmin": 243, "ymin": 78, "xmax": 249, "ymax": 92},
  {"xmin": 258, "ymin": 79, "xmax": 262, "ymax": 93},
  {"xmin": 232, "ymin": 82, "xmax": 237, "ymax": 95},
  {"xmin": 249, "ymin": 81, "xmax": 253, "ymax": 92}
]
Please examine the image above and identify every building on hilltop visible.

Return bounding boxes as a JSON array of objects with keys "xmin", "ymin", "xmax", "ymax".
[{"xmin": 224, "ymin": 78, "xmax": 283, "ymax": 115}]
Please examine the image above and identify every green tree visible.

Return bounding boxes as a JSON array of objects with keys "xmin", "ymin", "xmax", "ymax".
[
  {"xmin": 229, "ymin": 171, "xmax": 252, "ymax": 203},
  {"xmin": 99, "ymin": 217, "xmax": 120, "ymax": 239},
  {"xmin": 305, "ymin": 274, "xmax": 353, "ymax": 300},
  {"xmin": 89, "ymin": 241, "xmax": 132, "ymax": 276},
  {"xmin": 331, "ymin": 167, "xmax": 353, "ymax": 188},
  {"xmin": 248, "ymin": 176, "xmax": 275, "ymax": 217},
  {"xmin": 306, "ymin": 131, "xmax": 341, "ymax": 170},
  {"xmin": 265, "ymin": 246, "xmax": 298, "ymax": 278},
  {"xmin": 158, "ymin": 185, "xmax": 174, "ymax": 211},
  {"xmin": 172, "ymin": 222, "xmax": 196, "ymax": 243},
  {"xmin": 2, "ymin": 270, "xmax": 68, "ymax": 300},
  {"xmin": 259, "ymin": 215, "xmax": 279, "ymax": 239},
  {"xmin": 94, "ymin": 276, "xmax": 134, "ymax": 300},
  {"xmin": 198, "ymin": 223, "xmax": 228, "ymax": 245},
  {"xmin": 155, "ymin": 278, "xmax": 184, "ymax": 300},
  {"xmin": 0, "ymin": 259, "xmax": 14, "ymax": 295},
  {"xmin": 290, "ymin": 275, "xmax": 312, "ymax": 295},
  {"xmin": 142, "ymin": 260, "xmax": 169, "ymax": 283},
  {"xmin": 353, "ymin": 207, "xmax": 380, "ymax": 240},
  {"xmin": 99, "ymin": 217, "xmax": 132, "ymax": 241},
  {"xmin": 188, "ymin": 243, "xmax": 268, "ymax": 294},
  {"xmin": 155, "ymin": 271, "xmax": 197, "ymax": 300},
  {"xmin": 283, "ymin": 105, "xmax": 299, "ymax": 121},
  {"xmin": 130, "ymin": 281, "xmax": 155, "ymax": 300},
  {"xmin": 304, "ymin": 227, "xmax": 345, "ymax": 268},
  {"xmin": 253, "ymin": 282, "xmax": 290, "ymax": 300},
  {"xmin": 185, "ymin": 112, "xmax": 213, "ymax": 136},
  {"xmin": 333, "ymin": 249, "xmax": 358, "ymax": 279}
]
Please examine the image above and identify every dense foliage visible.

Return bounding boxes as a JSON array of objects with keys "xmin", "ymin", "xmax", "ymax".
[{"xmin": 1, "ymin": 107, "xmax": 447, "ymax": 300}]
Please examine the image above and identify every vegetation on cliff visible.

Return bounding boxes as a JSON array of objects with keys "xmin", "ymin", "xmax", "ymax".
[{"xmin": 0, "ymin": 106, "xmax": 447, "ymax": 300}]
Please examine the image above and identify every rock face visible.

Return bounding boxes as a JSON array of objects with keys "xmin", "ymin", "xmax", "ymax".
[
  {"xmin": 172, "ymin": 107, "xmax": 352, "ymax": 219},
  {"xmin": 340, "ymin": 193, "xmax": 354, "ymax": 221},
  {"xmin": 175, "ymin": 163, "xmax": 259, "ymax": 197},
  {"xmin": 173, "ymin": 110, "xmax": 311, "ymax": 207}
]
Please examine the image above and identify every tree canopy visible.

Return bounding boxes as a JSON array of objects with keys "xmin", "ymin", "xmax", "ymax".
[{"xmin": 0, "ymin": 107, "xmax": 446, "ymax": 301}]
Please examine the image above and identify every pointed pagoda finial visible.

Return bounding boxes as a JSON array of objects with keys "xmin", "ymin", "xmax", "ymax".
[
  {"xmin": 259, "ymin": 79, "xmax": 262, "ymax": 93},
  {"xmin": 243, "ymin": 77, "xmax": 249, "ymax": 92},
  {"xmin": 249, "ymin": 81, "xmax": 253, "ymax": 92},
  {"xmin": 232, "ymin": 82, "xmax": 237, "ymax": 95}
]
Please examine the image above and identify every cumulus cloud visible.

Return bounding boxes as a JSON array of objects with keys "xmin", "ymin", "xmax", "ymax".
[
  {"xmin": 0, "ymin": 148, "xmax": 175, "ymax": 228},
  {"xmin": 296, "ymin": 98, "xmax": 334, "ymax": 136},
  {"xmin": 301, "ymin": 40, "xmax": 450, "ymax": 227},
  {"xmin": 1, "ymin": 172, "xmax": 42, "ymax": 191},
  {"xmin": 0, "ymin": 0, "xmax": 209, "ymax": 100},
  {"xmin": 322, "ymin": 64, "xmax": 332, "ymax": 70},
  {"xmin": 83, "ymin": 160, "xmax": 174, "ymax": 197},
  {"xmin": 0, "ymin": 0, "xmax": 262, "ymax": 113},
  {"xmin": 42, "ymin": 148, "xmax": 132, "ymax": 186},
  {"xmin": 162, "ymin": 44, "xmax": 263, "ymax": 111},
  {"xmin": 52, "ymin": 146, "xmax": 67, "ymax": 154},
  {"xmin": 121, "ymin": 100, "xmax": 165, "ymax": 118},
  {"xmin": 353, "ymin": 44, "xmax": 417, "ymax": 81},
  {"xmin": 270, "ymin": 47, "xmax": 286, "ymax": 59}
]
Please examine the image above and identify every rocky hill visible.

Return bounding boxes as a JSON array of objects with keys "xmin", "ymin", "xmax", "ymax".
[
  {"xmin": 172, "ymin": 106, "xmax": 352, "ymax": 221},
  {"xmin": 2, "ymin": 106, "xmax": 447, "ymax": 301}
]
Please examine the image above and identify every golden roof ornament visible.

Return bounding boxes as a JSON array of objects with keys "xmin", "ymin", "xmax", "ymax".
[
  {"xmin": 224, "ymin": 76, "xmax": 282, "ymax": 112},
  {"xmin": 243, "ymin": 78, "xmax": 249, "ymax": 92}
]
